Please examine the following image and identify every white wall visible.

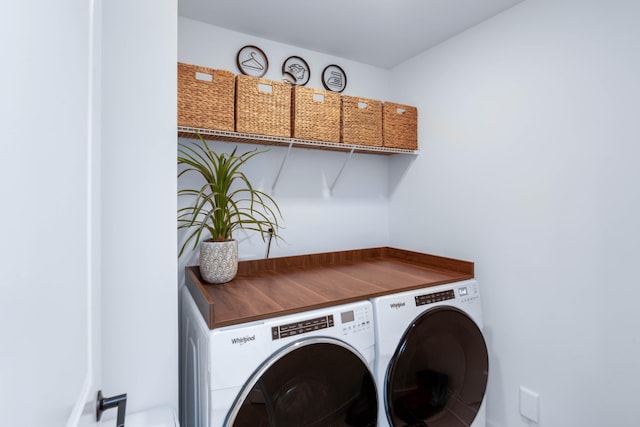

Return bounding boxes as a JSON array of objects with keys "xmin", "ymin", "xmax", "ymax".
[
  {"xmin": 177, "ymin": 18, "xmax": 397, "ymax": 271},
  {"xmin": 389, "ymin": 0, "xmax": 640, "ymax": 425},
  {"xmin": 1, "ymin": 0, "xmax": 179, "ymax": 424},
  {"xmin": 101, "ymin": 0, "xmax": 178, "ymax": 415},
  {"xmin": 0, "ymin": 1, "xmax": 95, "ymax": 425}
]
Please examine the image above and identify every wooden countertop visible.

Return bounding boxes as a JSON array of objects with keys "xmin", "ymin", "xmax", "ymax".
[{"xmin": 185, "ymin": 247, "xmax": 474, "ymax": 329}]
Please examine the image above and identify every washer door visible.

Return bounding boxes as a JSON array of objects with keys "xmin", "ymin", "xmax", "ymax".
[
  {"xmin": 226, "ymin": 338, "xmax": 378, "ymax": 427},
  {"xmin": 386, "ymin": 306, "xmax": 488, "ymax": 427}
]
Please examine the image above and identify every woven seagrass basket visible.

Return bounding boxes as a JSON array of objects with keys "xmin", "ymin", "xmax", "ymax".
[
  {"xmin": 341, "ymin": 96, "xmax": 383, "ymax": 146},
  {"xmin": 383, "ymin": 102, "xmax": 418, "ymax": 150},
  {"xmin": 292, "ymin": 86, "xmax": 341, "ymax": 142},
  {"xmin": 177, "ymin": 63, "xmax": 235, "ymax": 131},
  {"xmin": 235, "ymin": 75, "xmax": 291, "ymax": 137}
]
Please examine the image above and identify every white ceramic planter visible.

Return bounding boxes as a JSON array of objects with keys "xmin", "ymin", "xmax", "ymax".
[{"xmin": 199, "ymin": 240, "xmax": 238, "ymax": 284}]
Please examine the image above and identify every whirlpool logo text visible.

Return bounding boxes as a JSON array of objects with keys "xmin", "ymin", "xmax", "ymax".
[
  {"xmin": 390, "ymin": 302, "xmax": 406, "ymax": 309},
  {"xmin": 231, "ymin": 335, "xmax": 256, "ymax": 345}
]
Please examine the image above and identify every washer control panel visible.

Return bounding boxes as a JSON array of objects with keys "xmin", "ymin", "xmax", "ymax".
[
  {"xmin": 271, "ymin": 315, "xmax": 335, "ymax": 340},
  {"xmin": 270, "ymin": 303, "xmax": 373, "ymax": 340},
  {"xmin": 339, "ymin": 304, "xmax": 372, "ymax": 336}
]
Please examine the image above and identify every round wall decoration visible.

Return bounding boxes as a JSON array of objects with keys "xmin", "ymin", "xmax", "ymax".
[
  {"xmin": 282, "ymin": 56, "xmax": 310, "ymax": 86},
  {"xmin": 282, "ymin": 71, "xmax": 297, "ymax": 84},
  {"xmin": 236, "ymin": 45, "xmax": 268, "ymax": 77},
  {"xmin": 322, "ymin": 64, "xmax": 347, "ymax": 93}
]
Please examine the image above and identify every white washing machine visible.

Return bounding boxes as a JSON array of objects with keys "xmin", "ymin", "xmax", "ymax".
[
  {"xmin": 371, "ymin": 279, "xmax": 488, "ymax": 427},
  {"xmin": 181, "ymin": 287, "xmax": 379, "ymax": 427}
]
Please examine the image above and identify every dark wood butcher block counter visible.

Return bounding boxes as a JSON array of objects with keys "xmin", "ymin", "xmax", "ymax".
[{"xmin": 185, "ymin": 247, "xmax": 474, "ymax": 329}]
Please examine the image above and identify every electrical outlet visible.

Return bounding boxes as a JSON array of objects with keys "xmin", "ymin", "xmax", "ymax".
[{"xmin": 520, "ymin": 386, "xmax": 540, "ymax": 423}]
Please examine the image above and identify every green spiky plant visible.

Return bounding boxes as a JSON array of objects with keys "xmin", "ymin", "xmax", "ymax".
[{"xmin": 178, "ymin": 135, "xmax": 282, "ymax": 257}]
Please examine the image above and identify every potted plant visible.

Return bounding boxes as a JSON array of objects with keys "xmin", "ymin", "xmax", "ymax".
[{"xmin": 178, "ymin": 134, "xmax": 282, "ymax": 283}]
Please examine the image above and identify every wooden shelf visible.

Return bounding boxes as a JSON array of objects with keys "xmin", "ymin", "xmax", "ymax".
[
  {"xmin": 185, "ymin": 247, "xmax": 474, "ymax": 329},
  {"xmin": 177, "ymin": 126, "xmax": 419, "ymax": 155}
]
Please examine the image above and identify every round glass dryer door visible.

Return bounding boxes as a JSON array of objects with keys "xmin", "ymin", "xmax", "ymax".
[
  {"xmin": 386, "ymin": 306, "xmax": 488, "ymax": 426},
  {"xmin": 227, "ymin": 338, "xmax": 378, "ymax": 427}
]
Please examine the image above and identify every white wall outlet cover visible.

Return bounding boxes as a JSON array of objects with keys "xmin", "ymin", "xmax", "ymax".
[{"xmin": 520, "ymin": 386, "xmax": 540, "ymax": 423}]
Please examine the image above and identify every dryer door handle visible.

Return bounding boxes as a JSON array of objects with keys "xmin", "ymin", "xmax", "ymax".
[{"xmin": 96, "ymin": 390, "xmax": 127, "ymax": 427}]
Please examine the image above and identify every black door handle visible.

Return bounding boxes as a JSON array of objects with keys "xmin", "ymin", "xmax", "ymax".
[{"xmin": 96, "ymin": 390, "xmax": 127, "ymax": 427}]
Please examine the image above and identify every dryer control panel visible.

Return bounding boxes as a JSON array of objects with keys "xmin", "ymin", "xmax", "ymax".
[
  {"xmin": 415, "ymin": 289, "xmax": 455, "ymax": 306},
  {"xmin": 456, "ymin": 282, "xmax": 481, "ymax": 304}
]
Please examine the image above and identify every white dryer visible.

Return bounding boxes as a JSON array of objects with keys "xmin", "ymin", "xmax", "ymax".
[
  {"xmin": 371, "ymin": 279, "xmax": 488, "ymax": 427},
  {"xmin": 181, "ymin": 287, "xmax": 379, "ymax": 427}
]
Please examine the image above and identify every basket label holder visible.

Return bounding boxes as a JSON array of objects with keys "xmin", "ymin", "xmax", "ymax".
[{"xmin": 195, "ymin": 71, "xmax": 213, "ymax": 82}]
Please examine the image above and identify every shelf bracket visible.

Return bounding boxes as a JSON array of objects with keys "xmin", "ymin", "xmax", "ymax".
[
  {"xmin": 330, "ymin": 148, "xmax": 355, "ymax": 194},
  {"xmin": 272, "ymin": 141, "xmax": 294, "ymax": 192}
]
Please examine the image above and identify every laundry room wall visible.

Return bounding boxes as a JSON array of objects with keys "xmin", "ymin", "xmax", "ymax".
[
  {"xmin": 177, "ymin": 17, "xmax": 398, "ymax": 276},
  {"xmin": 387, "ymin": 0, "xmax": 640, "ymax": 426},
  {"xmin": 101, "ymin": 0, "xmax": 178, "ymax": 415}
]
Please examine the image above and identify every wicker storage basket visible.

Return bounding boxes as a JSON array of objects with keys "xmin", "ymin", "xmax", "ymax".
[
  {"xmin": 341, "ymin": 96, "xmax": 383, "ymax": 146},
  {"xmin": 177, "ymin": 63, "xmax": 235, "ymax": 131},
  {"xmin": 292, "ymin": 86, "xmax": 341, "ymax": 142},
  {"xmin": 383, "ymin": 102, "xmax": 418, "ymax": 150},
  {"xmin": 235, "ymin": 75, "xmax": 291, "ymax": 137}
]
